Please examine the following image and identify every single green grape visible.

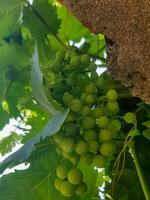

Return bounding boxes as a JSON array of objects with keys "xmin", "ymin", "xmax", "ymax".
[
  {"xmin": 92, "ymin": 107, "xmax": 104, "ymax": 118},
  {"xmin": 56, "ymin": 164, "xmax": 68, "ymax": 179},
  {"xmin": 96, "ymin": 77, "xmax": 105, "ymax": 88},
  {"xmin": 75, "ymin": 140, "xmax": 89, "ymax": 155},
  {"xmin": 51, "ymin": 60, "xmax": 61, "ymax": 73},
  {"xmin": 66, "ymin": 112, "xmax": 75, "ymax": 122},
  {"xmin": 76, "ymin": 182, "xmax": 87, "ymax": 196},
  {"xmin": 81, "ymin": 54, "xmax": 90, "ymax": 64},
  {"xmin": 82, "ymin": 116, "xmax": 95, "ymax": 129},
  {"xmin": 123, "ymin": 112, "xmax": 136, "ymax": 124},
  {"xmin": 107, "ymin": 119, "xmax": 121, "ymax": 135},
  {"xmin": 70, "ymin": 55, "xmax": 80, "ymax": 66},
  {"xmin": 80, "ymin": 153, "xmax": 93, "ymax": 165},
  {"xmin": 70, "ymin": 99, "xmax": 82, "ymax": 112},
  {"xmin": 106, "ymin": 101, "xmax": 119, "ymax": 114},
  {"xmin": 85, "ymin": 82, "xmax": 96, "ymax": 94},
  {"xmin": 62, "ymin": 92, "xmax": 74, "ymax": 105},
  {"xmin": 84, "ymin": 129, "xmax": 96, "ymax": 141},
  {"xmin": 67, "ymin": 168, "xmax": 82, "ymax": 185},
  {"xmin": 99, "ymin": 142, "xmax": 114, "ymax": 157},
  {"xmin": 106, "ymin": 89, "xmax": 118, "ymax": 101},
  {"xmin": 53, "ymin": 134, "xmax": 64, "ymax": 145},
  {"xmin": 88, "ymin": 140, "xmax": 99, "ymax": 154},
  {"xmin": 80, "ymin": 93, "xmax": 88, "ymax": 104},
  {"xmin": 92, "ymin": 154, "xmax": 106, "ymax": 168},
  {"xmin": 88, "ymin": 62, "xmax": 97, "ymax": 71},
  {"xmin": 60, "ymin": 181, "xmax": 75, "ymax": 197},
  {"xmin": 54, "ymin": 178, "xmax": 64, "ymax": 191},
  {"xmin": 61, "ymin": 137, "xmax": 75, "ymax": 153},
  {"xmin": 81, "ymin": 106, "xmax": 91, "ymax": 116},
  {"xmin": 86, "ymin": 94, "xmax": 96, "ymax": 104},
  {"xmin": 99, "ymin": 129, "xmax": 112, "ymax": 142},
  {"xmin": 97, "ymin": 116, "xmax": 109, "ymax": 128},
  {"xmin": 55, "ymin": 50, "xmax": 65, "ymax": 61}
]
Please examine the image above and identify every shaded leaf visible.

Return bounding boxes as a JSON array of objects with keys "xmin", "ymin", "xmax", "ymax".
[
  {"xmin": 143, "ymin": 129, "xmax": 150, "ymax": 141},
  {"xmin": 142, "ymin": 120, "xmax": 150, "ymax": 128}
]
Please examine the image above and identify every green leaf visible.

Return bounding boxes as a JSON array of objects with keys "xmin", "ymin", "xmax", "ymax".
[
  {"xmin": 0, "ymin": 0, "xmax": 23, "ymax": 38},
  {"xmin": 23, "ymin": 0, "xmax": 60, "ymax": 41},
  {"xmin": 0, "ymin": 110, "xmax": 68, "ymax": 174},
  {"xmin": 142, "ymin": 120, "xmax": 150, "ymax": 128},
  {"xmin": 143, "ymin": 129, "xmax": 150, "ymax": 141}
]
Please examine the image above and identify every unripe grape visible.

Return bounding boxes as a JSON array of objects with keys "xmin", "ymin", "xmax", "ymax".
[
  {"xmin": 65, "ymin": 123, "xmax": 77, "ymax": 135},
  {"xmin": 65, "ymin": 64, "xmax": 72, "ymax": 72},
  {"xmin": 96, "ymin": 77, "xmax": 105, "ymax": 88},
  {"xmin": 84, "ymin": 129, "xmax": 96, "ymax": 141},
  {"xmin": 106, "ymin": 101, "xmax": 119, "ymax": 114},
  {"xmin": 80, "ymin": 153, "xmax": 93, "ymax": 165},
  {"xmin": 88, "ymin": 140, "xmax": 99, "ymax": 154},
  {"xmin": 67, "ymin": 168, "xmax": 82, "ymax": 185},
  {"xmin": 54, "ymin": 178, "xmax": 64, "ymax": 191},
  {"xmin": 97, "ymin": 116, "xmax": 109, "ymax": 128},
  {"xmin": 69, "ymin": 154, "xmax": 79, "ymax": 165},
  {"xmin": 56, "ymin": 164, "xmax": 68, "ymax": 179},
  {"xmin": 81, "ymin": 93, "xmax": 88, "ymax": 104},
  {"xmin": 61, "ymin": 137, "xmax": 75, "ymax": 153},
  {"xmin": 85, "ymin": 82, "xmax": 96, "ymax": 94},
  {"xmin": 51, "ymin": 60, "xmax": 61, "ymax": 73},
  {"xmin": 123, "ymin": 112, "xmax": 136, "ymax": 124},
  {"xmin": 99, "ymin": 142, "xmax": 114, "ymax": 157},
  {"xmin": 60, "ymin": 181, "xmax": 75, "ymax": 197},
  {"xmin": 108, "ymin": 119, "xmax": 121, "ymax": 135},
  {"xmin": 93, "ymin": 155, "xmax": 106, "ymax": 168},
  {"xmin": 70, "ymin": 56, "xmax": 80, "ymax": 66},
  {"xmin": 88, "ymin": 62, "xmax": 97, "ymax": 71},
  {"xmin": 75, "ymin": 140, "xmax": 89, "ymax": 155},
  {"xmin": 106, "ymin": 89, "xmax": 118, "ymax": 101},
  {"xmin": 92, "ymin": 107, "xmax": 104, "ymax": 118},
  {"xmin": 70, "ymin": 99, "xmax": 82, "ymax": 112},
  {"xmin": 86, "ymin": 94, "xmax": 96, "ymax": 104},
  {"xmin": 82, "ymin": 117, "xmax": 95, "ymax": 129},
  {"xmin": 81, "ymin": 106, "xmax": 91, "ymax": 116},
  {"xmin": 53, "ymin": 134, "xmax": 64, "ymax": 145},
  {"xmin": 66, "ymin": 112, "xmax": 75, "ymax": 122},
  {"xmin": 76, "ymin": 182, "xmax": 87, "ymax": 195},
  {"xmin": 62, "ymin": 92, "xmax": 73, "ymax": 105},
  {"xmin": 81, "ymin": 54, "xmax": 90, "ymax": 64},
  {"xmin": 99, "ymin": 129, "xmax": 112, "ymax": 142}
]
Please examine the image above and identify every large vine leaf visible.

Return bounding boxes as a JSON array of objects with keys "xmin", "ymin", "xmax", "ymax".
[
  {"xmin": 0, "ymin": 143, "xmax": 99, "ymax": 200},
  {"xmin": 0, "ymin": 109, "xmax": 68, "ymax": 174},
  {"xmin": 0, "ymin": 0, "xmax": 23, "ymax": 39}
]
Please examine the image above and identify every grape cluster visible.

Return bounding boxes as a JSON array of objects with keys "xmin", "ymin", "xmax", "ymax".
[
  {"xmin": 42, "ymin": 49, "xmax": 134, "ymax": 197},
  {"xmin": 55, "ymin": 164, "xmax": 87, "ymax": 197}
]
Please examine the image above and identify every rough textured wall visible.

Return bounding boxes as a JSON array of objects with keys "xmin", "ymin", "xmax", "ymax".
[{"xmin": 59, "ymin": 0, "xmax": 150, "ymax": 104}]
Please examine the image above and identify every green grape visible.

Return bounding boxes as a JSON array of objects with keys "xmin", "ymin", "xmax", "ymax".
[
  {"xmin": 81, "ymin": 106, "xmax": 91, "ymax": 116},
  {"xmin": 85, "ymin": 82, "xmax": 96, "ymax": 94},
  {"xmin": 66, "ymin": 73, "xmax": 77, "ymax": 86},
  {"xmin": 81, "ymin": 93, "xmax": 88, "ymax": 104},
  {"xmin": 70, "ymin": 55, "xmax": 80, "ymax": 66},
  {"xmin": 60, "ymin": 180, "xmax": 75, "ymax": 197},
  {"xmin": 99, "ymin": 129, "xmax": 112, "ymax": 142},
  {"xmin": 66, "ymin": 112, "xmax": 75, "ymax": 122},
  {"xmin": 84, "ymin": 129, "xmax": 96, "ymax": 141},
  {"xmin": 62, "ymin": 151, "xmax": 72, "ymax": 159},
  {"xmin": 51, "ymin": 60, "xmax": 61, "ymax": 73},
  {"xmin": 67, "ymin": 168, "xmax": 82, "ymax": 185},
  {"xmin": 65, "ymin": 64, "xmax": 72, "ymax": 72},
  {"xmin": 76, "ymin": 182, "xmax": 87, "ymax": 196},
  {"xmin": 96, "ymin": 77, "xmax": 105, "ymax": 88},
  {"xmin": 80, "ymin": 153, "xmax": 93, "ymax": 165},
  {"xmin": 92, "ymin": 155, "xmax": 106, "ymax": 168},
  {"xmin": 99, "ymin": 142, "xmax": 114, "ymax": 157},
  {"xmin": 62, "ymin": 92, "xmax": 74, "ymax": 105},
  {"xmin": 70, "ymin": 99, "xmax": 82, "ymax": 112},
  {"xmin": 88, "ymin": 140, "xmax": 99, "ymax": 154},
  {"xmin": 106, "ymin": 101, "xmax": 119, "ymax": 114},
  {"xmin": 56, "ymin": 164, "xmax": 68, "ymax": 179},
  {"xmin": 86, "ymin": 94, "xmax": 96, "ymax": 104},
  {"xmin": 82, "ymin": 116, "xmax": 95, "ymax": 129},
  {"xmin": 56, "ymin": 50, "xmax": 65, "ymax": 61},
  {"xmin": 97, "ymin": 116, "xmax": 109, "ymax": 128},
  {"xmin": 54, "ymin": 178, "xmax": 64, "ymax": 191},
  {"xmin": 81, "ymin": 54, "xmax": 90, "ymax": 64},
  {"xmin": 92, "ymin": 107, "xmax": 104, "ymax": 118},
  {"xmin": 106, "ymin": 89, "xmax": 118, "ymax": 101},
  {"xmin": 69, "ymin": 154, "xmax": 79, "ymax": 165},
  {"xmin": 88, "ymin": 62, "xmax": 97, "ymax": 71},
  {"xmin": 107, "ymin": 119, "xmax": 121, "ymax": 135},
  {"xmin": 53, "ymin": 134, "xmax": 64, "ymax": 145},
  {"xmin": 61, "ymin": 137, "xmax": 75, "ymax": 153},
  {"xmin": 75, "ymin": 140, "xmax": 89, "ymax": 155},
  {"xmin": 123, "ymin": 112, "xmax": 136, "ymax": 124}
]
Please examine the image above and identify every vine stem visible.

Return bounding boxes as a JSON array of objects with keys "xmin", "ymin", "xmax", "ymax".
[{"xmin": 129, "ymin": 142, "xmax": 150, "ymax": 200}]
